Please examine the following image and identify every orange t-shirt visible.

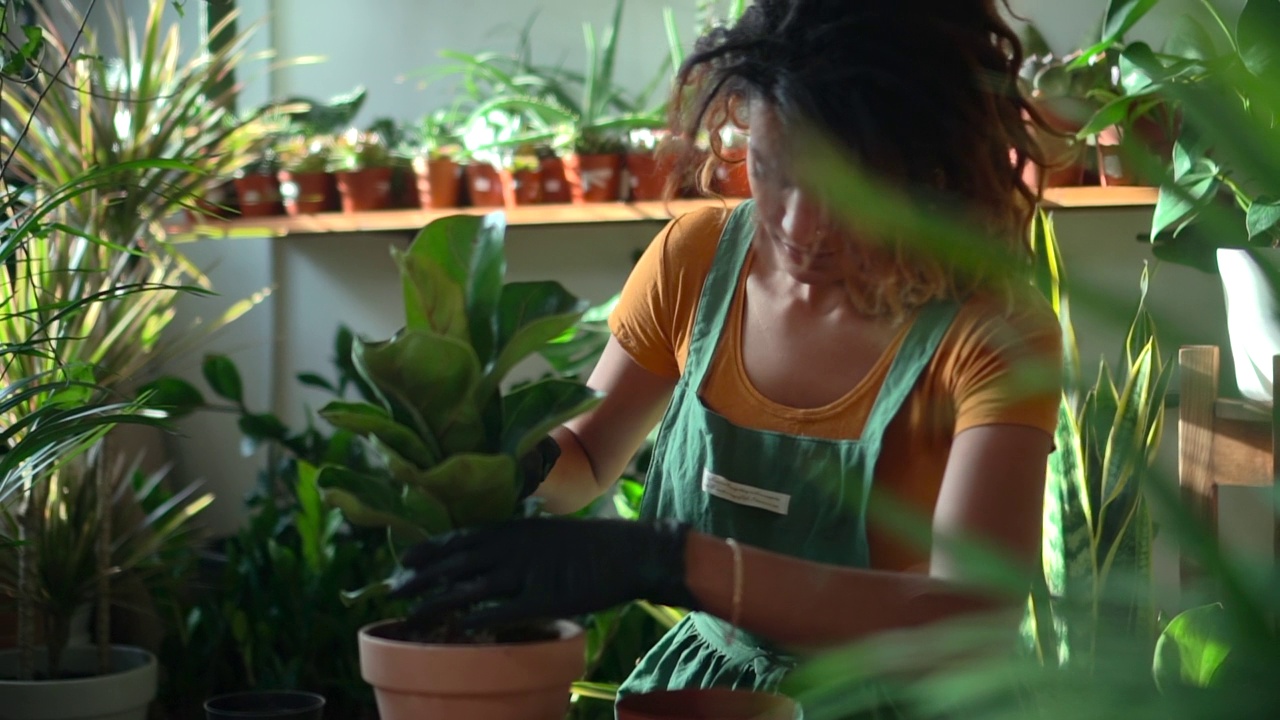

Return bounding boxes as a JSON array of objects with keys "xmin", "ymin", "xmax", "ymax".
[{"xmin": 609, "ymin": 207, "xmax": 1064, "ymax": 571}]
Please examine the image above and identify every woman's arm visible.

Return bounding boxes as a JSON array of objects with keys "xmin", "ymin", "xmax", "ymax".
[
  {"xmin": 683, "ymin": 423, "xmax": 1052, "ymax": 650},
  {"xmin": 536, "ymin": 337, "xmax": 677, "ymax": 515}
]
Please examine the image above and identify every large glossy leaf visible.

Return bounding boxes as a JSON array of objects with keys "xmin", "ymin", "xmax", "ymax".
[
  {"xmin": 406, "ymin": 213, "xmax": 507, "ymax": 365},
  {"xmin": 394, "ymin": 247, "xmax": 468, "ymax": 344},
  {"xmin": 396, "ymin": 453, "xmax": 519, "ymax": 528},
  {"xmin": 1238, "ymin": 0, "xmax": 1280, "ymax": 81},
  {"xmin": 315, "ymin": 465, "xmax": 429, "ymax": 541},
  {"xmin": 501, "ymin": 379, "xmax": 603, "ymax": 458},
  {"xmin": 353, "ymin": 331, "xmax": 486, "ymax": 455},
  {"xmin": 1165, "ymin": 14, "xmax": 1220, "ymax": 61},
  {"xmin": 1151, "ymin": 162, "xmax": 1220, "ymax": 238},
  {"xmin": 318, "ymin": 401, "xmax": 438, "ymax": 468},
  {"xmin": 1153, "ymin": 604, "xmax": 1232, "ymax": 690},
  {"xmin": 1103, "ymin": 0, "xmax": 1160, "ymax": 46},
  {"xmin": 480, "ymin": 281, "xmax": 589, "ymax": 400},
  {"xmin": 1246, "ymin": 198, "xmax": 1280, "ymax": 240}
]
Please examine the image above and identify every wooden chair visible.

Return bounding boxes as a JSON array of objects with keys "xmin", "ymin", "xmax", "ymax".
[{"xmin": 1177, "ymin": 346, "xmax": 1278, "ymax": 587}]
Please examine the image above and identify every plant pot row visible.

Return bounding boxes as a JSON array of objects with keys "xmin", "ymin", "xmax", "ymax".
[{"xmin": 211, "ymin": 151, "xmax": 753, "ymax": 220}]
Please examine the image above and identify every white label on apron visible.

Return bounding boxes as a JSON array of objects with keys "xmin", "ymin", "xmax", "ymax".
[{"xmin": 701, "ymin": 469, "xmax": 791, "ymax": 515}]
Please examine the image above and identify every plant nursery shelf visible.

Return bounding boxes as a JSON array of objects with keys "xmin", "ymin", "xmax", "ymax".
[{"xmin": 190, "ymin": 188, "xmax": 1157, "ymax": 238}]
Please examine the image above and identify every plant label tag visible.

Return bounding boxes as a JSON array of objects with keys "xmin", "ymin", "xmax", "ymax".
[{"xmin": 701, "ymin": 469, "xmax": 790, "ymax": 515}]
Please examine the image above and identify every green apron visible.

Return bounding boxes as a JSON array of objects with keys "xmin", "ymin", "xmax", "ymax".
[{"xmin": 617, "ymin": 200, "xmax": 960, "ymax": 703}]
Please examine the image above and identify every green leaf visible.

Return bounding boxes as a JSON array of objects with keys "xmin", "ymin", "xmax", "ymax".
[
  {"xmin": 296, "ymin": 372, "xmax": 336, "ymax": 393},
  {"xmin": 202, "ymin": 355, "xmax": 244, "ymax": 404},
  {"xmin": 1165, "ymin": 14, "xmax": 1219, "ymax": 61},
  {"xmin": 398, "ymin": 453, "xmax": 519, "ymax": 527},
  {"xmin": 319, "ymin": 401, "xmax": 438, "ymax": 468},
  {"xmin": 1246, "ymin": 199, "xmax": 1280, "ymax": 240},
  {"xmin": 481, "ymin": 281, "xmax": 589, "ymax": 399},
  {"xmin": 1238, "ymin": 0, "xmax": 1280, "ymax": 81},
  {"xmin": 395, "ymin": 248, "xmax": 469, "ymax": 343},
  {"xmin": 238, "ymin": 413, "xmax": 289, "ymax": 443},
  {"xmin": 1151, "ymin": 163, "xmax": 1220, "ymax": 238},
  {"xmin": 138, "ymin": 377, "xmax": 205, "ymax": 418},
  {"xmin": 353, "ymin": 330, "xmax": 486, "ymax": 455},
  {"xmin": 501, "ymin": 379, "xmax": 603, "ymax": 458},
  {"xmin": 1153, "ymin": 604, "xmax": 1233, "ymax": 690},
  {"xmin": 400, "ymin": 486, "xmax": 454, "ymax": 536},
  {"xmin": 1103, "ymin": 0, "xmax": 1159, "ymax": 45},
  {"xmin": 406, "ymin": 213, "xmax": 508, "ymax": 365},
  {"xmin": 315, "ymin": 465, "xmax": 431, "ymax": 541}
]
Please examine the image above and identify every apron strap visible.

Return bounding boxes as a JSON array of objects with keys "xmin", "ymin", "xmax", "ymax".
[
  {"xmin": 683, "ymin": 200, "xmax": 757, "ymax": 389},
  {"xmin": 858, "ymin": 300, "xmax": 961, "ymax": 448}
]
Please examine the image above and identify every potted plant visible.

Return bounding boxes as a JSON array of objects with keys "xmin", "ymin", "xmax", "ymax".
[
  {"xmin": 410, "ymin": 109, "xmax": 466, "ymax": 209},
  {"xmin": 276, "ymin": 136, "xmax": 339, "ymax": 215},
  {"xmin": 308, "ymin": 212, "xmax": 602, "ymax": 719},
  {"xmin": 457, "ymin": 109, "xmax": 528, "ymax": 208},
  {"xmin": 625, "ymin": 129, "xmax": 676, "ymax": 202},
  {"xmin": 330, "ymin": 129, "xmax": 396, "ymax": 212},
  {"xmin": 233, "ymin": 152, "xmax": 286, "ymax": 218}
]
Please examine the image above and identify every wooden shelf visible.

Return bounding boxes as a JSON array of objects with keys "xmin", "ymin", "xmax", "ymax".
[
  {"xmin": 185, "ymin": 188, "xmax": 1155, "ymax": 238},
  {"xmin": 1042, "ymin": 186, "xmax": 1158, "ymax": 208},
  {"xmin": 186, "ymin": 199, "xmax": 744, "ymax": 238}
]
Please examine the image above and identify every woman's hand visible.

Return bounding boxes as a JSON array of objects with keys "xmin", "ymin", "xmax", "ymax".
[{"xmin": 392, "ymin": 518, "xmax": 699, "ymax": 631}]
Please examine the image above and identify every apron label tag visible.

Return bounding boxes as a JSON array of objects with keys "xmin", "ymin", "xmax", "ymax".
[{"xmin": 701, "ymin": 469, "xmax": 791, "ymax": 515}]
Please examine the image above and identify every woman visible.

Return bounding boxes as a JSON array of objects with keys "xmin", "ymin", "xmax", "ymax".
[{"xmin": 395, "ymin": 0, "xmax": 1062, "ymax": 702}]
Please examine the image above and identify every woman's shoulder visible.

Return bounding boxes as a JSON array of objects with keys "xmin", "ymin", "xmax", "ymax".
[
  {"xmin": 655, "ymin": 205, "xmax": 734, "ymax": 264},
  {"xmin": 941, "ymin": 286, "xmax": 1064, "ymax": 369}
]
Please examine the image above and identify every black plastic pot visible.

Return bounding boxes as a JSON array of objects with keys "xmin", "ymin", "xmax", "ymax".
[{"xmin": 205, "ymin": 690, "xmax": 325, "ymax": 719}]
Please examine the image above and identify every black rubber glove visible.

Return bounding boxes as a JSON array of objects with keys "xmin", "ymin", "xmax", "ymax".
[
  {"xmin": 391, "ymin": 517, "xmax": 699, "ymax": 631},
  {"xmin": 516, "ymin": 434, "xmax": 562, "ymax": 501}
]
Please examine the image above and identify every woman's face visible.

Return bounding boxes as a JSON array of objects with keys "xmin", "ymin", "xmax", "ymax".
[{"xmin": 746, "ymin": 101, "xmax": 859, "ymax": 287}]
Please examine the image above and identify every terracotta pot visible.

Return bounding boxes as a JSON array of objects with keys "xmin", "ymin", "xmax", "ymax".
[
  {"xmin": 232, "ymin": 172, "xmax": 284, "ymax": 217},
  {"xmin": 205, "ymin": 690, "xmax": 325, "ymax": 720},
  {"xmin": 358, "ymin": 619, "xmax": 585, "ymax": 720},
  {"xmin": 565, "ymin": 153, "xmax": 623, "ymax": 203},
  {"xmin": 503, "ymin": 167, "xmax": 544, "ymax": 206},
  {"xmin": 617, "ymin": 688, "xmax": 798, "ymax": 720},
  {"xmin": 1097, "ymin": 141, "xmax": 1136, "ymax": 187},
  {"xmin": 626, "ymin": 151, "xmax": 676, "ymax": 201},
  {"xmin": 464, "ymin": 163, "xmax": 508, "ymax": 207},
  {"xmin": 393, "ymin": 165, "xmax": 421, "ymax": 209},
  {"xmin": 335, "ymin": 167, "xmax": 395, "ymax": 213},
  {"xmin": 713, "ymin": 161, "xmax": 752, "ymax": 198},
  {"xmin": 540, "ymin": 156, "xmax": 573, "ymax": 204},
  {"xmin": 278, "ymin": 171, "xmax": 339, "ymax": 215},
  {"xmin": 414, "ymin": 157, "xmax": 462, "ymax": 209},
  {"xmin": 189, "ymin": 180, "xmax": 238, "ymax": 221}
]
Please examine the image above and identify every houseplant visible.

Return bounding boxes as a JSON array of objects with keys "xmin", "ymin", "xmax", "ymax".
[
  {"xmin": 277, "ymin": 136, "xmax": 338, "ymax": 215},
  {"xmin": 410, "ymin": 109, "xmax": 466, "ymax": 209},
  {"xmin": 1087, "ymin": 0, "xmax": 1280, "ymax": 404},
  {"xmin": 148, "ymin": 346, "xmax": 395, "ymax": 719},
  {"xmin": 309, "ymin": 212, "xmax": 602, "ymax": 718},
  {"xmin": 330, "ymin": 129, "xmax": 396, "ymax": 212},
  {"xmin": 234, "ymin": 153, "xmax": 286, "ymax": 218}
]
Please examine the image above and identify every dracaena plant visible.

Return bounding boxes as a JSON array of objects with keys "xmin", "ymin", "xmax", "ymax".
[{"xmin": 313, "ymin": 212, "xmax": 602, "ymax": 641}]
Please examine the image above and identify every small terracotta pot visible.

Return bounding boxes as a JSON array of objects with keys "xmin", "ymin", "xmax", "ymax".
[
  {"xmin": 278, "ymin": 171, "xmax": 339, "ymax": 215},
  {"xmin": 616, "ymin": 688, "xmax": 798, "ymax": 720},
  {"xmin": 358, "ymin": 619, "xmax": 585, "ymax": 720},
  {"xmin": 626, "ymin": 151, "xmax": 676, "ymax": 201},
  {"xmin": 465, "ymin": 163, "xmax": 508, "ymax": 207},
  {"xmin": 713, "ymin": 160, "xmax": 752, "ymax": 198},
  {"xmin": 540, "ymin": 156, "xmax": 573, "ymax": 204},
  {"xmin": 565, "ymin": 153, "xmax": 623, "ymax": 203},
  {"xmin": 414, "ymin": 157, "xmax": 462, "ymax": 209},
  {"xmin": 233, "ymin": 172, "xmax": 284, "ymax": 217},
  {"xmin": 503, "ymin": 167, "xmax": 544, "ymax": 206},
  {"xmin": 336, "ymin": 167, "xmax": 395, "ymax": 213}
]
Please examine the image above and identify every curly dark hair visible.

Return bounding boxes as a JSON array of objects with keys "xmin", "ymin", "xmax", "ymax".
[{"xmin": 664, "ymin": 0, "xmax": 1051, "ymax": 315}]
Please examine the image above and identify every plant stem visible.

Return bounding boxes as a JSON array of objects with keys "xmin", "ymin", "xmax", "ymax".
[
  {"xmin": 16, "ymin": 468, "xmax": 34, "ymax": 681},
  {"xmin": 96, "ymin": 441, "xmax": 111, "ymax": 675}
]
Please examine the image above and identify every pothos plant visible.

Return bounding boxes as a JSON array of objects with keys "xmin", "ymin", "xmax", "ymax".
[{"xmin": 312, "ymin": 212, "xmax": 602, "ymax": 641}]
